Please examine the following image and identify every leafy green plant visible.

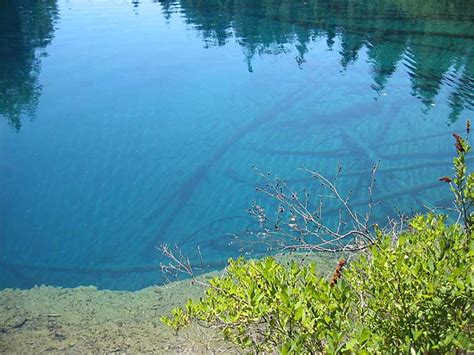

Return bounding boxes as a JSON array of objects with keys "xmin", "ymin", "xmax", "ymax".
[
  {"xmin": 162, "ymin": 257, "xmax": 354, "ymax": 353},
  {"xmin": 161, "ymin": 125, "xmax": 473, "ymax": 353},
  {"xmin": 346, "ymin": 214, "xmax": 473, "ymax": 353}
]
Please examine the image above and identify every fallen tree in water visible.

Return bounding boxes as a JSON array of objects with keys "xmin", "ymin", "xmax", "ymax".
[{"xmin": 161, "ymin": 123, "xmax": 473, "ymax": 353}]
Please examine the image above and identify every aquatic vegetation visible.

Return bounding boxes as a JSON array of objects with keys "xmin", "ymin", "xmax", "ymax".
[{"xmin": 162, "ymin": 125, "xmax": 473, "ymax": 352}]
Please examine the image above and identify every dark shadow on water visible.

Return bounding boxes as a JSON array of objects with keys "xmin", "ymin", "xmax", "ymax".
[
  {"xmin": 1, "ymin": 0, "xmax": 472, "ymax": 130},
  {"xmin": 0, "ymin": 0, "xmax": 58, "ymax": 131},
  {"xmin": 155, "ymin": 0, "xmax": 473, "ymax": 122}
]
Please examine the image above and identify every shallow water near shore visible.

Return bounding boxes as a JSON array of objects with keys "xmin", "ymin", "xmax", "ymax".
[
  {"xmin": 0, "ymin": 279, "xmax": 227, "ymax": 353},
  {"xmin": 0, "ymin": 253, "xmax": 336, "ymax": 352},
  {"xmin": 1, "ymin": 0, "xmax": 473, "ymax": 290}
]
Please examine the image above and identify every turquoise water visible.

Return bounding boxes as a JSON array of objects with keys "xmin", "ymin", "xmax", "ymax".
[{"xmin": 0, "ymin": 0, "xmax": 473, "ymax": 290}]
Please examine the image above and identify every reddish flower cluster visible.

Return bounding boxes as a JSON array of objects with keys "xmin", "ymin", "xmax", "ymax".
[
  {"xmin": 330, "ymin": 258, "xmax": 346, "ymax": 287},
  {"xmin": 453, "ymin": 133, "xmax": 465, "ymax": 153},
  {"xmin": 439, "ymin": 176, "xmax": 453, "ymax": 183}
]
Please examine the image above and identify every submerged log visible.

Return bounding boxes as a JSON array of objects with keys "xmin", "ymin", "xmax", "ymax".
[
  {"xmin": 246, "ymin": 146, "xmax": 351, "ymax": 158},
  {"xmin": 225, "ymin": 157, "xmax": 471, "ymax": 191},
  {"xmin": 178, "ymin": 215, "xmax": 255, "ymax": 248},
  {"xmin": 286, "ymin": 157, "xmax": 474, "ymax": 185},
  {"xmin": 378, "ymin": 151, "xmax": 454, "ymax": 160},
  {"xmin": 268, "ymin": 98, "xmax": 386, "ymax": 133},
  {"xmin": 323, "ymin": 181, "xmax": 444, "ymax": 217},
  {"xmin": 381, "ymin": 131, "xmax": 449, "ymax": 148},
  {"xmin": 143, "ymin": 87, "xmax": 308, "ymax": 250},
  {"xmin": 384, "ymin": 171, "xmax": 431, "ymax": 210},
  {"xmin": 339, "ymin": 129, "xmax": 379, "ymax": 163},
  {"xmin": 371, "ymin": 98, "xmax": 405, "ymax": 146},
  {"xmin": 224, "ymin": 168, "xmax": 254, "ymax": 186}
]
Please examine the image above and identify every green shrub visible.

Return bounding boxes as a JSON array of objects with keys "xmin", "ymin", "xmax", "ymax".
[
  {"xmin": 163, "ymin": 256, "xmax": 353, "ymax": 353},
  {"xmin": 161, "ymin": 127, "xmax": 473, "ymax": 353},
  {"xmin": 345, "ymin": 214, "xmax": 472, "ymax": 353}
]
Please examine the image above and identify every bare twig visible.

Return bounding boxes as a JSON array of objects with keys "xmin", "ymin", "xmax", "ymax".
[{"xmin": 245, "ymin": 163, "xmax": 400, "ymax": 258}]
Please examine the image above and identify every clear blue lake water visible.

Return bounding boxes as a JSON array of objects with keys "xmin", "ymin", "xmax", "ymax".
[{"xmin": 0, "ymin": 0, "xmax": 473, "ymax": 290}]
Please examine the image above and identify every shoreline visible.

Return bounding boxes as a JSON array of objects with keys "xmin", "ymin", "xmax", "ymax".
[
  {"xmin": 0, "ymin": 253, "xmax": 338, "ymax": 353},
  {"xmin": 0, "ymin": 277, "xmax": 231, "ymax": 353}
]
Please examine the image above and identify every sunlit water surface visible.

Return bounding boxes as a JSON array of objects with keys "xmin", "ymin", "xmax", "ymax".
[{"xmin": 0, "ymin": 0, "xmax": 473, "ymax": 289}]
